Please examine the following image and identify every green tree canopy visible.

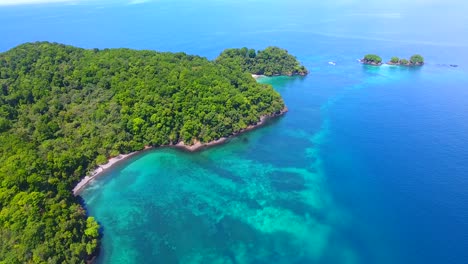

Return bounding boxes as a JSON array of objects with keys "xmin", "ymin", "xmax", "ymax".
[
  {"xmin": 390, "ymin": 56, "xmax": 400, "ymax": 63},
  {"xmin": 363, "ymin": 54, "xmax": 382, "ymax": 64},
  {"xmin": 216, "ymin": 46, "xmax": 308, "ymax": 76},
  {"xmin": 410, "ymin": 54, "xmax": 424, "ymax": 64}
]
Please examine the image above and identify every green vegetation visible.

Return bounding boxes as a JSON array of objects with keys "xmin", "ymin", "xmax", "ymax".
[
  {"xmin": 216, "ymin": 46, "xmax": 308, "ymax": 76},
  {"xmin": 410, "ymin": 54, "xmax": 424, "ymax": 64},
  {"xmin": 390, "ymin": 56, "xmax": 400, "ymax": 63},
  {"xmin": 400, "ymin": 58, "xmax": 409, "ymax": 65},
  {"xmin": 362, "ymin": 54, "xmax": 383, "ymax": 65},
  {"xmin": 0, "ymin": 42, "xmax": 286, "ymax": 263},
  {"xmin": 387, "ymin": 54, "xmax": 424, "ymax": 66}
]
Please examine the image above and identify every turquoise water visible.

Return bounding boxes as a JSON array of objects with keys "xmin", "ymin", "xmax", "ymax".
[{"xmin": 2, "ymin": 0, "xmax": 468, "ymax": 263}]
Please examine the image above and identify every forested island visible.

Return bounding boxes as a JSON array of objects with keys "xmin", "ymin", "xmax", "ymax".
[
  {"xmin": 216, "ymin": 46, "xmax": 308, "ymax": 76},
  {"xmin": 361, "ymin": 54, "xmax": 383, "ymax": 65},
  {"xmin": 361, "ymin": 54, "xmax": 424, "ymax": 66},
  {"xmin": 0, "ymin": 42, "xmax": 306, "ymax": 263},
  {"xmin": 388, "ymin": 54, "xmax": 425, "ymax": 66}
]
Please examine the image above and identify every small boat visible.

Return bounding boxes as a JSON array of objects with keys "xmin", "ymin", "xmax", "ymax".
[{"xmin": 328, "ymin": 61, "xmax": 336, "ymax": 66}]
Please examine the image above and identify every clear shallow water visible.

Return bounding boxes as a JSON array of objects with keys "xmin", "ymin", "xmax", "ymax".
[{"xmin": 2, "ymin": 0, "xmax": 468, "ymax": 263}]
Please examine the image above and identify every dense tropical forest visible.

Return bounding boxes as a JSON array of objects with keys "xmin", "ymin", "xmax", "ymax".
[
  {"xmin": 216, "ymin": 46, "xmax": 308, "ymax": 76},
  {"xmin": 0, "ymin": 42, "xmax": 301, "ymax": 263}
]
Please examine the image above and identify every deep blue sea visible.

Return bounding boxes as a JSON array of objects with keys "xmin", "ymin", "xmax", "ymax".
[{"xmin": 2, "ymin": 0, "xmax": 468, "ymax": 263}]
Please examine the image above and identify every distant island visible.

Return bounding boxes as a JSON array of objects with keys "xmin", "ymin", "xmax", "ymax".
[
  {"xmin": 216, "ymin": 46, "xmax": 308, "ymax": 76},
  {"xmin": 387, "ymin": 54, "xmax": 424, "ymax": 66},
  {"xmin": 0, "ymin": 42, "xmax": 305, "ymax": 263},
  {"xmin": 361, "ymin": 54, "xmax": 424, "ymax": 66},
  {"xmin": 361, "ymin": 54, "xmax": 383, "ymax": 66}
]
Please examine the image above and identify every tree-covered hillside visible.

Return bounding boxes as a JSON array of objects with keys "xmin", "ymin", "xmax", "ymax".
[
  {"xmin": 0, "ymin": 42, "xmax": 285, "ymax": 263},
  {"xmin": 216, "ymin": 46, "xmax": 308, "ymax": 76}
]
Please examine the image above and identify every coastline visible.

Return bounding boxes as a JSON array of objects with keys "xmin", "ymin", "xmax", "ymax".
[
  {"xmin": 387, "ymin": 61, "xmax": 424, "ymax": 66},
  {"xmin": 360, "ymin": 59, "xmax": 424, "ymax": 67},
  {"xmin": 72, "ymin": 107, "xmax": 287, "ymax": 196},
  {"xmin": 360, "ymin": 59, "xmax": 382, "ymax": 66},
  {"xmin": 251, "ymin": 74, "xmax": 265, "ymax": 79},
  {"xmin": 252, "ymin": 73, "xmax": 307, "ymax": 78},
  {"xmin": 72, "ymin": 151, "xmax": 140, "ymax": 195}
]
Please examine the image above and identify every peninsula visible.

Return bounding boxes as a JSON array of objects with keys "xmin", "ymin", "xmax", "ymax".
[
  {"xmin": 216, "ymin": 46, "xmax": 308, "ymax": 76},
  {"xmin": 0, "ymin": 42, "xmax": 305, "ymax": 263}
]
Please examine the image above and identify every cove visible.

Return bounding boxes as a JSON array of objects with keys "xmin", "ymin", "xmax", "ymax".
[{"xmin": 80, "ymin": 80, "xmax": 346, "ymax": 262}]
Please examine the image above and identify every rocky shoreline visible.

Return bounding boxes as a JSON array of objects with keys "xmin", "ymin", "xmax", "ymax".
[
  {"xmin": 361, "ymin": 60, "xmax": 424, "ymax": 67},
  {"xmin": 251, "ymin": 71, "xmax": 307, "ymax": 78},
  {"xmin": 360, "ymin": 59, "xmax": 382, "ymax": 66},
  {"xmin": 387, "ymin": 61, "xmax": 424, "ymax": 66},
  {"xmin": 72, "ymin": 107, "xmax": 287, "ymax": 196}
]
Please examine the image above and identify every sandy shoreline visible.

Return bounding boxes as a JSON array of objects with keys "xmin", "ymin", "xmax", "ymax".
[
  {"xmin": 251, "ymin": 74, "xmax": 265, "ymax": 79},
  {"xmin": 72, "ymin": 151, "xmax": 140, "ymax": 195},
  {"xmin": 72, "ymin": 107, "xmax": 287, "ymax": 196}
]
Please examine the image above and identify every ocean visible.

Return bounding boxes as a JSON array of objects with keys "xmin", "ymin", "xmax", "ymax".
[{"xmin": 1, "ymin": 0, "xmax": 468, "ymax": 263}]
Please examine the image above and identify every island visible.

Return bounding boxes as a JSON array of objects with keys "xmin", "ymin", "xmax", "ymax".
[
  {"xmin": 361, "ymin": 54, "xmax": 383, "ymax": 65},
  {"xmin": 0, "ymin": 42, "xmax": 305, "ymax": 263},
  {"xmin": 361, "ymin": 54, "xmax": 425, "ymax": 67},
  {"xmin": 216, "ymin": 46, "xmax": 308, "ymax": 76},
  {"xmin": 387, "ymin": 54, "xmax": 425, "ymax": 66}
]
